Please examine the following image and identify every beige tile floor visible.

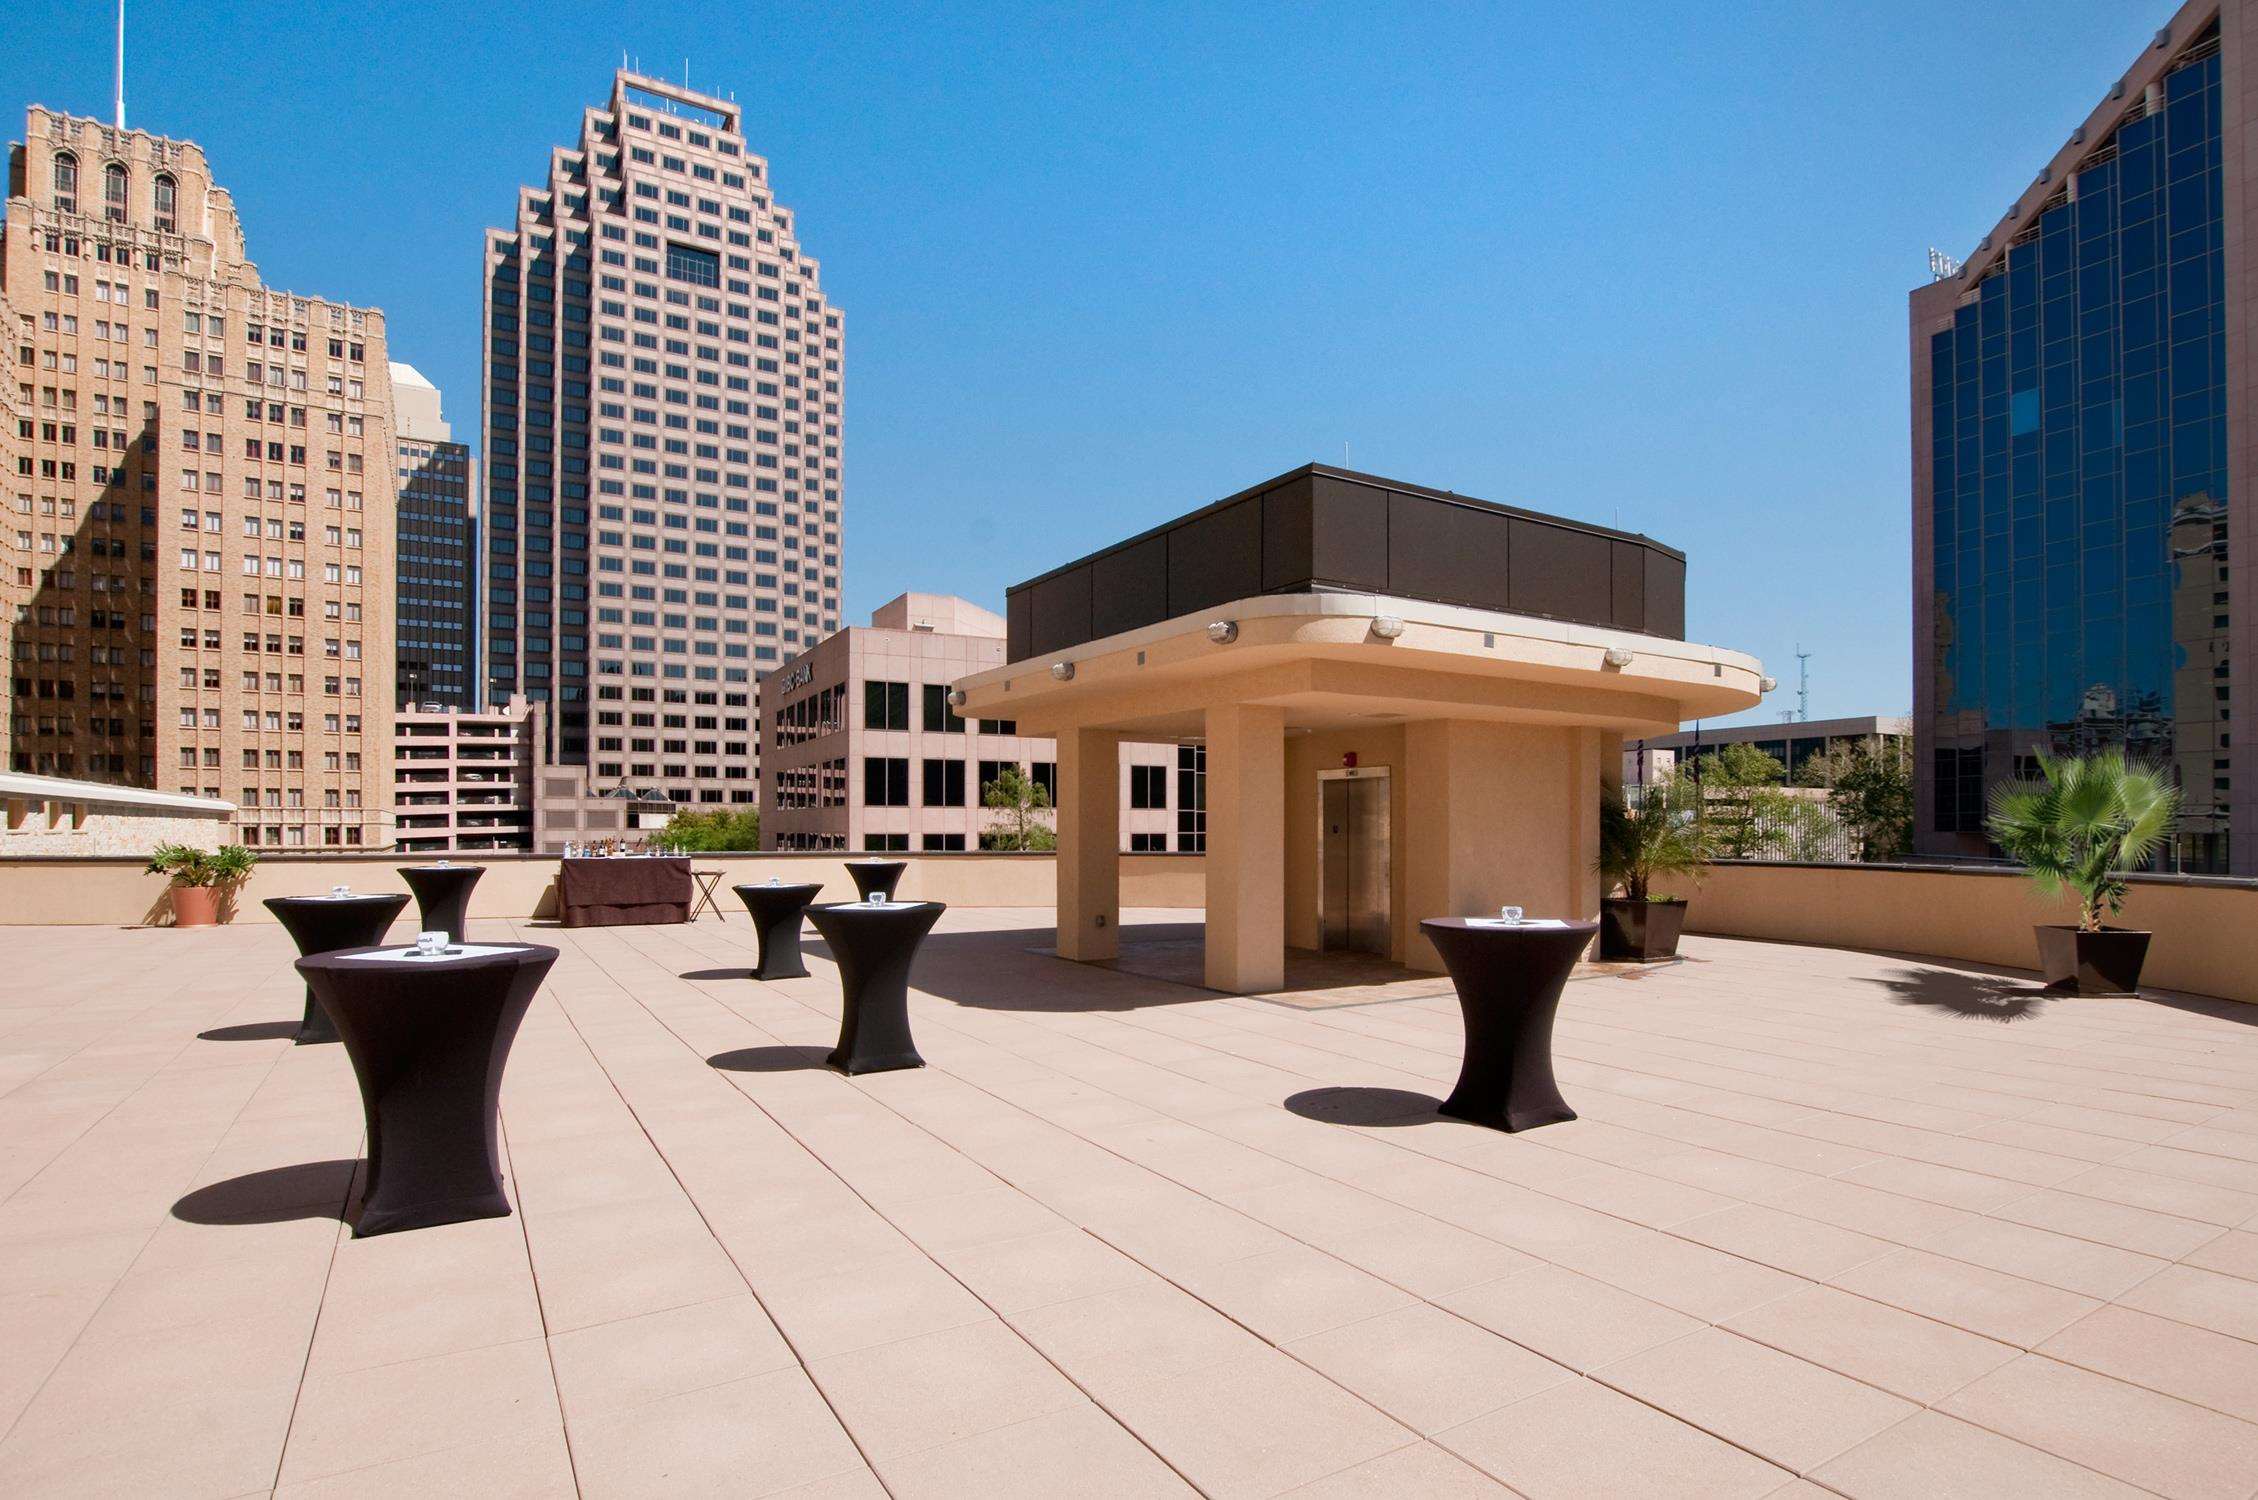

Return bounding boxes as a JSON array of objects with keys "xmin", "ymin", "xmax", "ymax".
[{"xmin": 2, "ymin": 908, "xmax": 2257, "ymax": 1498}]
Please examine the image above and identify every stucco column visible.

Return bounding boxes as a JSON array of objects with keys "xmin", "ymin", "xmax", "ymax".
[
  {"xmin": 1571, "ymin": 727, "xmax": 1604, "ymax": 921},
  {"xmin": 1203, "ymin": 703, "xmax": 1286, "ymax": 992},
  {"xmin": 1054, "ymin": 727, "xmax": 1121, "ymax": 961},
  {"xmin": 1402, "ymin": 720, "xmax": 1457, "ymax": 972}
]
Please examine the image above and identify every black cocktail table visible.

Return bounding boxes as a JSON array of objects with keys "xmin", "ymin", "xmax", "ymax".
[
  {"xmin": 399, "ymin": 863, "xmax": 484, "ymax": 944},
  {"xmin": 1420, "ymin": 917, "xmax": 1596, "ymax": 1132},
  {"xmin": 297, "ymin": 943, "xmax": 557, "ymax": 1236},
  {"xmin": 845, "ymin": 859, "xmax": 906, "ymax": 902},
  {"xmin": 265, "ymin": 893, "xmax": 411, "ymax": 1044},
  {"xmin": 734, "ymin": 881, "xmax": 822, "ymax": 979},
  {"xmin": 805, "ymin": 900, "xmax": 944, "ymax": 1075}
]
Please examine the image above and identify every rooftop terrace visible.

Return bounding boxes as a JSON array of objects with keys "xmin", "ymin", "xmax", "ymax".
[{"xmin": 4, "ymin": 910, "xmax": 2256, "ymax": 1498}]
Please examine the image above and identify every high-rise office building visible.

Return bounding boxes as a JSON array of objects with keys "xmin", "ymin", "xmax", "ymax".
[
  {"xmin": 1912, "ymin": 2, "xmax": 2251, "ymax": 874},
  {"xmin": 480, "ymin": 71, "xmax": 843, "ymax": 810},
  {"xmin": 3, "ymin": 107, "xmax": 397, "ymax": 848},
  {"xmin": 391, "ymin": 362, "xmax": 473, "ymax": 708}
]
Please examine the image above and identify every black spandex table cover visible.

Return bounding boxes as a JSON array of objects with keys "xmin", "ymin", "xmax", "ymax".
[
  {"xmin": 1420, "ymin": 918, "xmax": 1596, "ymax": 1133},
  {"xmin": 398, "ymin": 864, "xmax": 484, "ymax": 944},
  {"xmin": 734, "ymin": 882, "xmax": 821, "ymax": 979},
  {"xmin": 297, "ymin": 943, "xmax": 558, "ymax": 1236},
  {"xmin": 264, "ymin": 894, "xmax": 411, "ymax": 1044},
  {"xmin": 805, "ymin": 900, "xmax": 944, "ymax": 1075},
  {"xmin": 845, "ymin": 859, "xmax": 906, "ymax": 902}
]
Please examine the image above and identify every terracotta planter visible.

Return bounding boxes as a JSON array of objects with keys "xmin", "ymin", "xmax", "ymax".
[
  {"xmin": 170, "ymin": 885, "xmax": 221, "ymax": 928},
  {"xmin": 2034, "ymin": 924, "xmax": 2151, "ymax": 997},
  {"xmin": 1600, "ymin": 897, "xmax": 1686, "ymax": 962}
]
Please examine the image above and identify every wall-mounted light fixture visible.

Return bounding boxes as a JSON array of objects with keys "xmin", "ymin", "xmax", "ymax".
[
  {"xmin": 1049, "ymin": 661, "xmax": 1076, "ymax": 682},
  {"xmin": 1370, "ymin": 616, "xmax": 1405, "ymax": 640},
  {"xmin": 945, "ymin": 687, "xmax": 968, "ymax": 708},
  {"xmin": 1602, "ymin": 647, "xmax": 1634, "ymax": 668},
  {"xmin": 1758, "ymin": 675, "xmax": 1779, "ymax": 693},
  {"xmin": 1206, "ymin": 620, "xmax": 1238, "ymax": 645}
]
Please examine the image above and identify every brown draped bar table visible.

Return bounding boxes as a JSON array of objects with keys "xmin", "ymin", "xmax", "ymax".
[
  {"xmin": 734, "ymin": 881, "xmax": 822, "ymax": 979},
  {"xmin": 398, "ymin": 863, "xmax": 484, "ymax": 944},
  {"xmin": 805, "ymin": 900, "xmax": 944, "ymax": 1074},
  {"xmin": 557, "ymin": 856, "xmax": 692, "ymax": 927},
  {"xmin": 297, "ymin": 943, "xmax": 557, "ymax": 1236},
  {"xmin": 845, "ymin": 859, "xmax": 906, "ymax": 902},
  {"xmin": 1420, "ymin": 917, "xmax": 1595, "ymax": 1132},
  {"xmin": 265, "ymin": 892, "xmax": 411, "ymax": 1044}
]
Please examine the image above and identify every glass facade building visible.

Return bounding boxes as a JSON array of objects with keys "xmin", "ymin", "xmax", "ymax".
[
  {"xmin": 393, "ymin": 362, "xmax": 475, "ymax": 709},
  {"xmin": 1915, "ymin": 18, "xmax": 2243, "ymax": 874}
]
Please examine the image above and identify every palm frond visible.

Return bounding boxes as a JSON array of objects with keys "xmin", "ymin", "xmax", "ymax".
[{"xmin": 1983, "ymin": 752, "xmax": 2181, "ymax": 930}]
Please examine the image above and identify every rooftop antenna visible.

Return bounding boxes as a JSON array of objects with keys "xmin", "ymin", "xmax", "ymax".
[
  {"xmin": 1342, "ymin": 441, "xmax": 1350, "ymax": 467},
  {"xmin": 1795, "ymin": 643, "xmax": 1812, "ymax": 722},
  {"xmin": 113, "ymin": 0, "xmax": 125, "ymax": 129}
]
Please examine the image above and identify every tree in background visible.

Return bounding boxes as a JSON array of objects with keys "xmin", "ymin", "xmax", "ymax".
[
  {"xmin": 657, "ymin": 807, "xmax": 761, "ymax": 851},
  {"xmin": 1810, "ymin": 740, "xmax": 1913, "ymax": 860},
  {"xmin": 980, "ymin": 764, "xmax": 1056, "ymax": 851},
  {"xmin": 1686, "ymin": 743, "xmax": 1792, "ymax": 859}
]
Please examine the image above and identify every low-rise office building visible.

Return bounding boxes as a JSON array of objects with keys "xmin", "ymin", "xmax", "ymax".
[
  {"xmin": 1624, "ymin": 713, "xmax": 1909, "ymax": 787},
  {"xmin": 393, "ymin": 695, "xmax": 541, "ymax": 852},
  {"xmin": 759, "ymin": 593, "xmax": 1181, "ymax": 851}
]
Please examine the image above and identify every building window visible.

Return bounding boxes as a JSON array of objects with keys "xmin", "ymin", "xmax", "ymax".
[
  {"xmin": 1932, "ymin": 746, "xmax": 1985, "ymax": 834},
  {"xmin": 1129, "ymin": 832, "xmax": 1167, "ymax": 852},
  {"xmin": 977, "ymin": 760, "xmax": 1013, "ymax": 800},
  {"xmin": 52, "ymin": 151, "xmax": 77, "ymax": 213},
  {"xmin": 863, "ymin": 679, "xmax": 909, "ymax": 731},
  {"xmin": 1175, "ymin": 743, "xmax": 1206, "ymax": 851},
  {"xmin": 1129, "ymin": 764, "xmax": 1166, "ymax": 809},
  {"xmin": 153, "ymin": 173, "xmax": 177, "ymax": 233},
  {"xmin": 665, "ymin": 242, "xmax": 720, "ymax": 287},
  {"xmin": 864, "ymin": 832, "xmax": 908, "ymax": 852},
  {"xmin": 103, "ymin": 161, "xmax": 128, "ymax": 222},
  {"xmin": 922, "ymin": 683, "xmax": 964, "ymax": 734},
  {"xmin": 977, "ymin": 718, "xmax": 1016, "ymax": 735},
  {"xmin": 921, "ymin": 758, "xmax": 966, "ymax": 806},
  {"xmin": 863, "ymin": 756, "xmax": 909, "ymax": 807},
  {"xmin": 921, "ymin": 833, "xmax": 966, "ymax": 852}
]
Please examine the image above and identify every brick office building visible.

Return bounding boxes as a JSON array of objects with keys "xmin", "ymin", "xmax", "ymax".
[{"xmin": 3, "ymin": 107, "xmax": 396, "ymax": 848}]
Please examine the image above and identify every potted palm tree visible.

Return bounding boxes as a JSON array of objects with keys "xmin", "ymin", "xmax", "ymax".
[
  {"xmin": 1984, "ymin": 751, "xmax": 2178, "ymax": 996},
  {"xmin": 1597, "ymin": 779, "xmax": 1707, "ymax": 961},
  {"xmin": 146, "ymin": 843, "xmax": 258, "ymax": 928}
]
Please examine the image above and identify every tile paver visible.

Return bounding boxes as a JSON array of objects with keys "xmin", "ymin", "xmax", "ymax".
[{"xmin": 0, "ymin": 912, "xmax": 2255, "ymax": 1497}]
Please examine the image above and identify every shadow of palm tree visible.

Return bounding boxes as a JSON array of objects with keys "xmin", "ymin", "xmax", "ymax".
[
  {"xmin": 197, "ymin": 1020, "xmax": 300, "ymax": 1043},
  {"xmin": 1284, "ymin": 1086, "xmax": 1442, "ymax": 1126},
  {"xmin": 1863, "ymin": 966, "xmax": 2053, "ymax": 1024},
  {"xmin": 171, "ymin": 1159, "xmax": 357, "ymax": 1224},
  {"xmin": 708, "ymin": 1045, "xmax": 831, "ymax": 1073}
]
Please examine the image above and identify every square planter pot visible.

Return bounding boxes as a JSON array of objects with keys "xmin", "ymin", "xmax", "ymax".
[
  {"xmin": 2033, "ymin": 924, "xmax": 2151, "ymax": 997},
  {"xmin": 1600, "ymin": 897, "xmax": 1685, "ymax": 962}
]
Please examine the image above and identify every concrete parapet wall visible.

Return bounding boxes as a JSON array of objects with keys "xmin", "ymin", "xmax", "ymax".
[
  {"xmin": 0, "ymin": 851, "xmax": 1206, "ymax": 927},
  {"xmin": 1659, "ymin": 861, "xmax": 2257, "ymax": 1006}
]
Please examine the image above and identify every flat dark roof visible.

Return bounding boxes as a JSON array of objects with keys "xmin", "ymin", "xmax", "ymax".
[{"xmin": 1005, "ymin": 464, "xmax": 1686, "ymax": 662}]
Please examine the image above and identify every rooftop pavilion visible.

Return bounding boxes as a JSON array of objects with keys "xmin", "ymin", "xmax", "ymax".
[{"xmin": 958, "ymin": 466, "xmax": 1768, "ymax": 991}]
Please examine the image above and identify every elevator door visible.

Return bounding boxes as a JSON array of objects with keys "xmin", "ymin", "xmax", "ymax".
[{"xmin": 1320, "ymin": 772, "xmax": 1391, "ymax": 955}]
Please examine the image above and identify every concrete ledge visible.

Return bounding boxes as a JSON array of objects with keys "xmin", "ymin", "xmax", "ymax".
[
  {"xmin": 0, "ymin": 851, "xmax": 1206, "ymax": 927},
  {"xmin": 1661, "ymin": 860, "xmax": 2257, "ymax": 1005}
]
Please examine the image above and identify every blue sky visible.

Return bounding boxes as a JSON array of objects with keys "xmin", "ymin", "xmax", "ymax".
[{"xmin": 3, "ymin": 0, "xmax": 2182, "ymax": 725}]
